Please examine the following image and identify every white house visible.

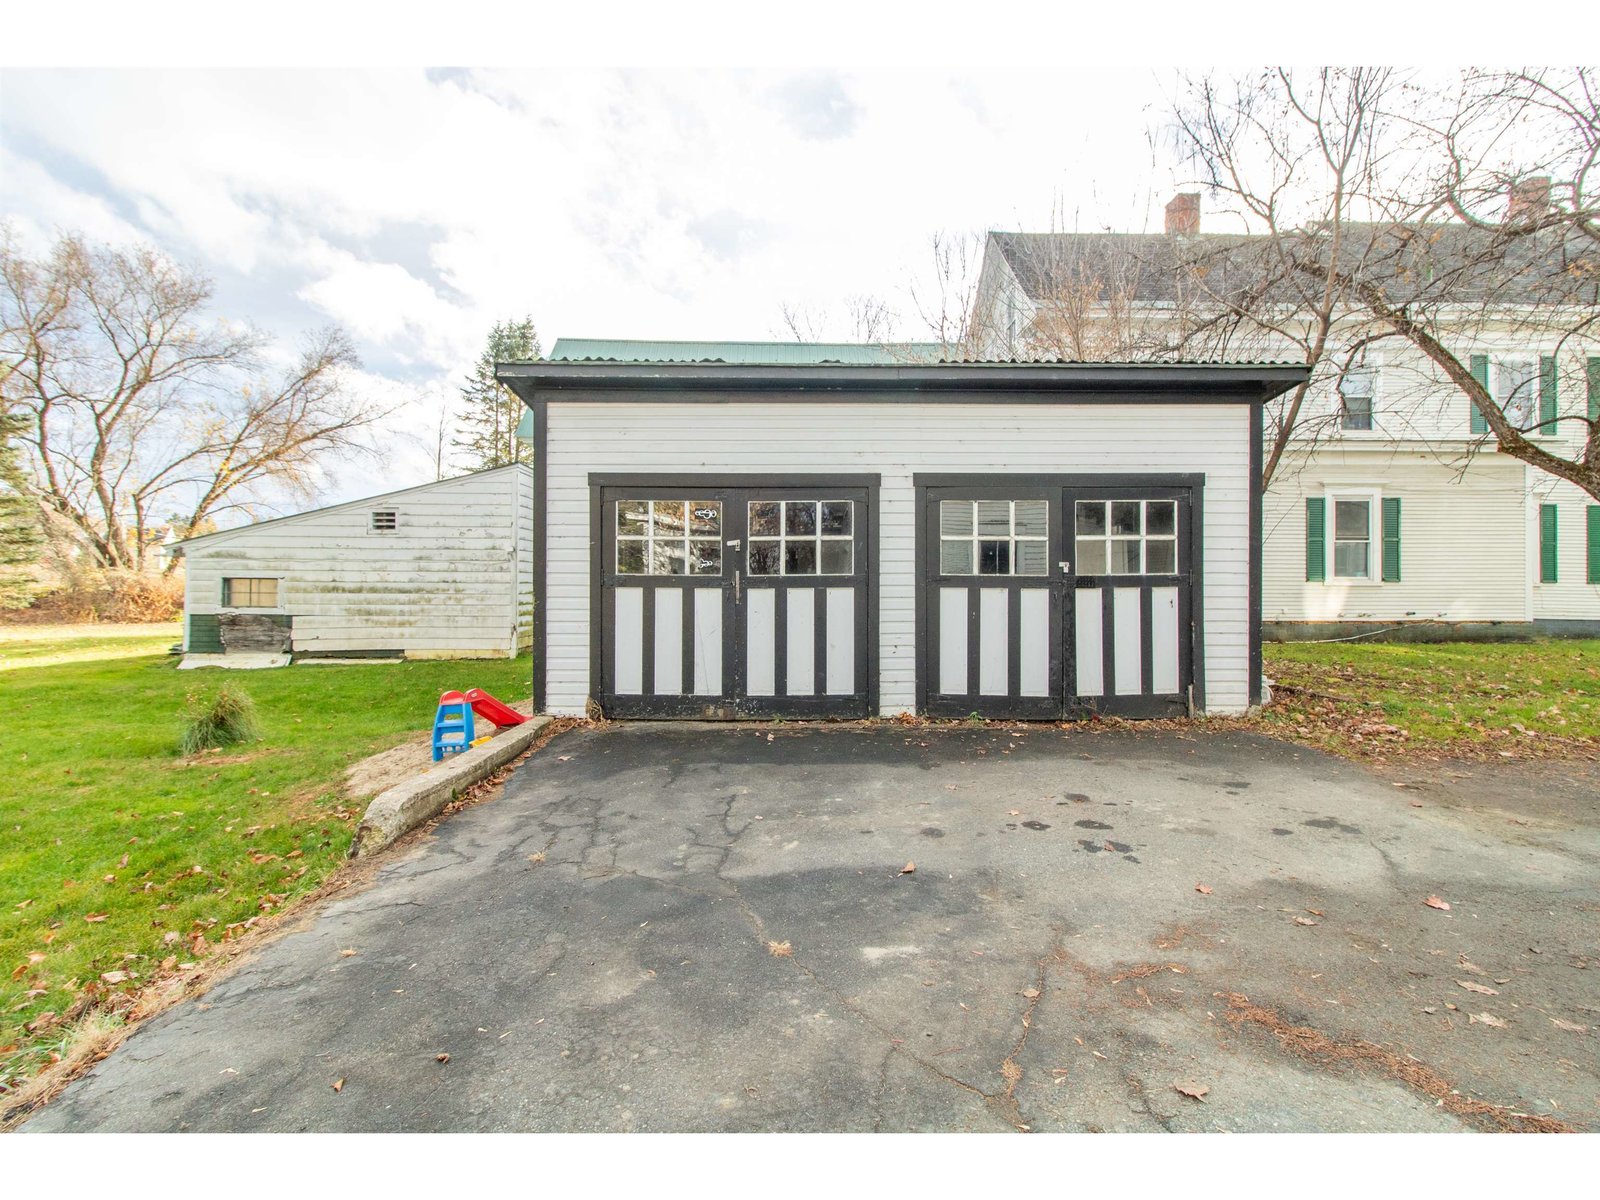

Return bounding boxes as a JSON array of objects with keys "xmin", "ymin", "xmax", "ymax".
[
  {"xmin": 496, "ymin": 354, "xmax": 1305, "ymax": 721},
  {"xmin": 169, "ymin": 464, "xmax": 534, "ymax": 663},
  {"xmin": 970, "ymin": 208, "xmax": 1600, "ymax": 638}
]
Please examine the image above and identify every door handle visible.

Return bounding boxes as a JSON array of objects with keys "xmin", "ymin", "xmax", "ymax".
[{"xmin": 734, "ymin": 569, "xmax": 741, "ymax": 604}]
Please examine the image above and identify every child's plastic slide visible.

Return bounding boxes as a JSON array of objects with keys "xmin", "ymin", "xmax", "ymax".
[{"xmin": 463, "ymin": 687, "xmax": 528, "ymax": 728}]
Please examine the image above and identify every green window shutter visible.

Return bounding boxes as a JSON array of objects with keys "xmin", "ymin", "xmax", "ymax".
[
  {"xmin": 1588, "ymin": 357, "xmax": 1600, "ymax": 423},
  {"xmin": 1588, "ymin": 506, "xmax": 1600, "ymax": 585},
  {"xmin": 1540, "ymin": 504, "xmax": 1558, "ymax": 584},
  {"xmin": 1381, "ymin": 497, "xmax": 1401, "ymax": 582},
  {"xmin": 1539, "ymin": 356, "xmax": 1557, "ymax": 431},
  {"xmin": 1305, "ymin": 497, "xmax": 1326, "ymax": 582},
  {"xmin": 1470, "ymin": 354, "xmax": 1489, "ymax": 435}
]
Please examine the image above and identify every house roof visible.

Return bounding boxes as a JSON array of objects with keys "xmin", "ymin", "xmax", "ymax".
[
  {"xmin": 546, "ymin": 337, "xmax": 945, "ymax": 364},
  {"xmin": 166, "ymin": 462, "xmax": 531, "ymax": 555},
  {"xmin": 989, "ymin": 223, "xmax": 1600, "ymax": 308}
]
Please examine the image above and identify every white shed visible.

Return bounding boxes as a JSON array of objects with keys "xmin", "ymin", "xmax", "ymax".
[
  {"xmin": 496, "ymin": 357, "xmax": 1307, "ymax": 720},
  {"xmin": 170, "ymin": 464, "xmax": 533, "ymax": 662}
]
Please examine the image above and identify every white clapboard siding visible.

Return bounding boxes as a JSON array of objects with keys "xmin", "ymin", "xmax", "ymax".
[
  {"xmin": 1529, "ymin": 477, "xmax": 1600, "ymax": 620},
  {"xmin": 181, "ymin": 464, "xmax": 531, "ymax": 657},
  {"xmin": 545, "ymin": 401, "xmax": 1253, "ymax": 716},
  {"xmin": 1263, "ymin": 450, "xmax": 1527, "ymax": 622}
]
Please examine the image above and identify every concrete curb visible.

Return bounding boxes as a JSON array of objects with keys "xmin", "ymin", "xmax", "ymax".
[{"xmin": 351, "ymin": 715, "xmax": 553, "ymax": 857}]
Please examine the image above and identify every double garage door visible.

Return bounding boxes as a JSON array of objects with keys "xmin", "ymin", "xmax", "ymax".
[{"xmin": 593, "ymin": 474, "xmax": 1200, "ymax": 720}]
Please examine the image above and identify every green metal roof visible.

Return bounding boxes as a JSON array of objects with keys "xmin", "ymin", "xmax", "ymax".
[{"xmin": 546, "ymin": 337, "xmax": 945, "ymax": 365}]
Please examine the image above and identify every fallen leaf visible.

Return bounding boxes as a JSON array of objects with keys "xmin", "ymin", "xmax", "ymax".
[
  {"xmin": 1470, "ymin": 1013, "xmax": 1507, "ymax": 1028},
  {"xmin": 1293, "ymin": 916, "xmax": 1319, "ymax": 926},
  {"xmin": 1022, "ymin": 987, "xmax": 1041, "ymax": 1000},
  {"xmin": 1551, "ymin": 1019, "xmax": 1588, "ymax": 1033},
  {"xmin": 767, "ymin": 940, "xmax": 793, "ymax": 957},
  {"xmin": 1306, "ymin": 908, "xmax": 1325, "ymax": 917},
  {"xmin": 1175, "ymin": 1082, "xmax": 1209, "ymax": 1101},
  {"xmin": 1458, "ymin": 957, "xmax": 1488, "ymax": 975},
  {"xmin": 897, "ymin": 861, "xmax": 916, "ymax": 876},
  {"xmin": 1457, "ymin": 980, "xmax": 1498, "ymax": 995},
  {"xmin": 1195, "ymin": 884, "xmax": 1213, "ymax": 895},
  {"xmin": 435, "ymin": 1053, "xmax": 450, "ymax": 1063},
  {"xmin": 1423, "ymin": 896, "xmax": 1451, "ymax": 911},
  {"xmin": 1421, "ymin": 1006, "xmax": 1437, "ymax": 1014},
  {"xmin": 1007, "ymin": 810, "xmax": 1021, "ymax": 817},
  {"xmin": 339, "ymin": 948, "xmax": 358, "ymax": 957},
  {"xmin": 331, "ymin": 1078, "xmax": 345, "ymax": 1092},
  {"xmin": 99, "ymin": 970, "xmax": 129, "ymax": 984},
  {"xmin": 83, "ymin": 912, "xmax": 108, "ymax": 923}
]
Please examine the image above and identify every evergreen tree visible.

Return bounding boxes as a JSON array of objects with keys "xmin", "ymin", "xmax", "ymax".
[{"xmin": 454, "ymin": 318, "xmax": 541, "ymax": 470}]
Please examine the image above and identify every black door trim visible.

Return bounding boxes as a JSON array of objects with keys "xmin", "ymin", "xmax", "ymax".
[
  {"xmin": 589, "ymin": 473, "xmax": 880, "ymax": 720},
  {"xmin": 914, "ymin": 472, "xmax": 1206, "ymax": 718}
]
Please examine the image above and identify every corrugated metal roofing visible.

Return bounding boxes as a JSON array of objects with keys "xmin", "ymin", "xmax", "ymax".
[
  {"xmin": 546, "ymin": 337, "xmax": 945, "ymax": 365},
  {"xmin": 532, "ymin": 338, "xmax": 1297, "ymax": 369}
]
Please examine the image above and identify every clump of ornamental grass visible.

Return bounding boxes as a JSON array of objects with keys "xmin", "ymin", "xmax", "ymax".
[{"xmin": 178, "ymin": 683, "xmax": 263, "ymax": 755}]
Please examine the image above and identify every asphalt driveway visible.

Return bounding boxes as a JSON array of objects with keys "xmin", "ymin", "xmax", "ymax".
[{"xmin": 23, "ymin": 724, "xmax": 1600, "ymax": 1132}]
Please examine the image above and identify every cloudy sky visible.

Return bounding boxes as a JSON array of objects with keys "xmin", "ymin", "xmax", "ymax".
[{"xmin": 1, "ymin": 65, "xmax": 1206, "ymax": 505}]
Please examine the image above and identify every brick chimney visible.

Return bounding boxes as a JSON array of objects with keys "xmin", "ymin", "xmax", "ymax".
[
  {"xmin": 1507, "ymin": 176, "xmax": 1551, "ymax": 223},
  {"xmin": 1165, "ymin": 193, "xmax": 1201, "ymax": 236}
]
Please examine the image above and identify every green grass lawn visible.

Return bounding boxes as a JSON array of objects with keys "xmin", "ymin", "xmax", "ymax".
[
  {"xmin": 1259, "ymin": 639, "xmax": 1600, "ymax": 755},
  {"xmin": 0, "ymin": 623, "xmax": 183, "ymax": 670},
  {"xmin": 0, "ymin": 632, "xmax": 530, "ymax": 1092}
]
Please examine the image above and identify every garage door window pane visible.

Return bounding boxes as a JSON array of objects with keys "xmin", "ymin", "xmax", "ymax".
[
  {"xmin": 1145, "ymin": 539, "xmax": 1176, "ymax": 574},
  {"xmin": 820, "ymin": 540, "xmax": 853, "ymax": 574},
  {"xmin": 689, "ymin": 539, "xmax": 721, "ymax": 575},
  {"xmin": 651, "ymin": 540, "xmax": 687, "ymax": 575},
  {"xmin": 616, "ymin": 541, "xmax": 646, "ymax": 574},
  {"xmin": 1146, "ymin": 502, "xmax": 1176, "ymax": 536},
  {"xmin": 1110, "ymin": 540, "xmax": 1142, "ymax": 574},
  {"xmin": 749, "ymin": 540, "xmax": 781, "ymax": 575},
  {"xmin": 750, "ymin": 501, "xmax": 781, "ymax": 537},
  {"xmin": 1075, "ymin": 539, "xmax": 1107, "ymax": 574},
  {"xmin": 688, "ymin": 502, "xmax": 721, "ymax": 536},
  {"xmin": 1110, "ymin": 502, "xmax": 1142, "ymax": 536},
  {"xmin": 617, "ymin": 500, "xmax": 648, "ymax": 535},
  {"xmin": 786, "ymin": 502, "xmax": 818, "ymax": 537},
  {"xmin": 940, "ymin": 500, "xmax": 974, "ymax": 536},
  {"xmin": 978, "ymin": 540, "xmax": 1011, "ymax": 574},
  {"xmin": 820, "ymin": 502, "xmax": 852, "ymax": 536},
  {"xmin": 940, "ymin": 538, "xmax": 973, "ymax": 574},
  {"xmin": 785, "ymin": 541, "xmax": 818, "ymax": 574},
  {"xmin": 1076, "ymin": 502, "xmax": 1106, "ymax": 536}
]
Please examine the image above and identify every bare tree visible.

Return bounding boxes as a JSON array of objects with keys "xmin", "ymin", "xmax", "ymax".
[
  {"xmin": 1168, "ymin": 67, "xmax": 1600, "ymax": 498},
  {"xmin": 778, "ymin": 294, "xmax": 899, "ymax": 344},
  {"xmin": 0, "ymin": 230, "xmax": 387, "ymax": 572}
]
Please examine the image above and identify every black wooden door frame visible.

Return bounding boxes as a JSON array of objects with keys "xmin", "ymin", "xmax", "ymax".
[
  {"xmin": 589, "ymin": 473, "xmax": 880, "ymax": 720},
  {"xmin": 913, "ymin": 472, "xmax": 1206, "ymax": 718}
]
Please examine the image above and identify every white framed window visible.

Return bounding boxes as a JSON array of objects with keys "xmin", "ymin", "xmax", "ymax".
[
  {"xmin": 749, "ymin": 500, "xmax": 854, "ymax": 576},
  {"xmin": 939, "ymin": 500, "xmax": 1048, "ymax": 575},
  {"xmin": 1492, "ymin": 355, "xmax": 1538, "ymax": 429},
  {"xmin": 221, "ymin": 577, "xmax": 280, "ymax": 608},
  {"xmin": 1324, "ymin": 489, "xmax": 1381, "ymax": 582},
  {"xmin": 1074, "ymin": 500, "xmax": 1179, "ymax": 575},
  {"xmin": 616, "ymin": 499, "xmax": 722, "ymax": 576},
  {"xmin": 370, "ymin": 509, "xmax": 398, "ymax": 532},
  {"xmin": 1337, "ymin": 367, "xmax": 1376, "ymax": 432}
]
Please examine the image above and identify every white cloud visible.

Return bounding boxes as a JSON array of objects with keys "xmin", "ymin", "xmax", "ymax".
[{"xmin": 2, "ymin": 66, "xmax": 1188, "ymax": 513}]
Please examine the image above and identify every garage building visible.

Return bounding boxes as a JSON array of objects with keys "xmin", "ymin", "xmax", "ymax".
[
  {"xmin": 170, "ymin": 463, "xmax": 533, "ymax": 662},
  {"xmin": 496, "ymin": 357, "xmax": 1306, "ymax": 720}
]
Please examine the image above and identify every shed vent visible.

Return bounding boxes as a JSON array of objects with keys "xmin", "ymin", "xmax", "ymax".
[{"xmin": 370, "ymin": 509, "xmax": 398, "ymax": 532}]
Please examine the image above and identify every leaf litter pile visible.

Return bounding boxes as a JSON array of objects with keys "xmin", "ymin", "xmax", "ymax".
[{"xmin": 1219, "ymin": 992, "xmax": 1572, "ymax": 1133}]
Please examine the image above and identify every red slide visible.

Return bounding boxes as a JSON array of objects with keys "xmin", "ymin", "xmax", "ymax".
[{"xmin": 464, "ymin": 688, "xmax": 528, "ymax": 728}]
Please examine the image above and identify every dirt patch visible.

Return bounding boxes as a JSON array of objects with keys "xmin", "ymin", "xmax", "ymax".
[
  {"xmin": 342, "ymin": 700, "xmax": 535, "ymax": 800},
  {"xmin": 1220, "ymin": 992, "xmax": 1573, "ymax": 1134}
]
